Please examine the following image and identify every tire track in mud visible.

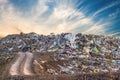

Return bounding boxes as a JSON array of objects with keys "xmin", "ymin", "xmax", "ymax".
[
  {"xmin": 9, "ymin": 52, "xmax": 25, "ymax": 76},
  {"xmin": 9, "ymin": 52, "xmax": 34, "ymax": 76},
  {"xmin": 23, "ymin": 52, "xmax": 34, "ymax": 75}
]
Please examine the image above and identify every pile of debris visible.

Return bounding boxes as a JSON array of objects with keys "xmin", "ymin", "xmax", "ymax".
[
  {"xmin": 0, "ymin": 53, "xmax": 15, "ymax": 75},
  {"xmin": 34, "ymin": 52, "xmax": 120, "ymax": 75},
  {"xmin": 0, "ymin": 32, "xmax": 120, "ymax": 74},
  {"xmin": 0, "ymin": 53, "xmax": 15, "ymax": 65}
]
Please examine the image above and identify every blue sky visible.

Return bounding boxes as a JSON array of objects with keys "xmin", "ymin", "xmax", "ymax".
[{"xmin": 0, "ymin": 0, "xmax": 120, "ymax": 36}]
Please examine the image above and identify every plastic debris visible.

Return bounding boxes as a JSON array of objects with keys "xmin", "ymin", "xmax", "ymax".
[{"xmin": 0, "ymin": 32, "xmax": 120, "ymax": 74}]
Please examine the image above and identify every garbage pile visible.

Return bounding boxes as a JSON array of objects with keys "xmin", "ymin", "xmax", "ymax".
[
  {"xmin": 0, "ymin": 53, "xmax": 15, "ymax": 65},
  {"xmin": 0, "ymin": 53, "xmax": 15, "ymax": 74},
  {"xmin": 0, "ymin": 32, "xmax": 120, "ymax": 74}
]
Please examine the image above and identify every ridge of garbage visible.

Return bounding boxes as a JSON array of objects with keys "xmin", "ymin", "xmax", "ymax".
[{"xmin": 0, "ymin": 32, "xmax": 120, "ymax": 75}]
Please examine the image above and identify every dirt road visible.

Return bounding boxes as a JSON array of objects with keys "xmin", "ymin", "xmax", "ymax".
[{"xmin": 9, "ymin": 52, "xmax": 34, "ymax": 76}]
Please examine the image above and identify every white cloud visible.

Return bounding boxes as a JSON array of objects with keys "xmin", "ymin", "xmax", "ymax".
[
  {"xmin": 109, "ymin": 8, "xmax": 120, "ymax": 18},
  {"xmin": 0, "ymin": 0, "xmax": 7, "ymax": 4},
  {"xmin": 0, "ymin": 0, "xmax": 111, "ymax": 36},
  {"xmin": 93, "ymin": 1, "xmax": 120, "ymax": 17}
]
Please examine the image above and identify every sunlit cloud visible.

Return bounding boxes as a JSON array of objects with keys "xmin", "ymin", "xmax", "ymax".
[{"xmin": 0, "ymin": 0, "xmax": 119, "ymax": 37}]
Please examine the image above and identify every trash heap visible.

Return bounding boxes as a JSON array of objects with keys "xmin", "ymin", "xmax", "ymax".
[
  {"xmin": 0, "ymin": 32, "xmax": 120, "ymax": 74},
  {"xmin": 0, "ymin": 53, "xmax": 15, "ymax": 74},
  {"xmin": 0, "ymin": 53, "xmax": 15, "ymax": 65}
]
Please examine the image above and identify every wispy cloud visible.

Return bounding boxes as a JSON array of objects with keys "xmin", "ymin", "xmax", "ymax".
[
  {"xmin": 0, "ymin": 0, "xmax": 115, "ymax": 36},
  {"xmin": 109, "ymin": 8, "xmax": 120, "ymax": 18},
  {"xmin": 92, "ymin": 1, "xmax": 120, "ymax": 17}
]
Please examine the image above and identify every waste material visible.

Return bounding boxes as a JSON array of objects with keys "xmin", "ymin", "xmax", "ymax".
[{"xmin": 0, "ymin": 32, "xmax": 120, "ymax": 74}]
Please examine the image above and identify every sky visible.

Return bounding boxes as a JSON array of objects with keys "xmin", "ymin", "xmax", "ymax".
[{"xmin": 0, "ymin": 0, "xmax": 120, "ymax": 37}]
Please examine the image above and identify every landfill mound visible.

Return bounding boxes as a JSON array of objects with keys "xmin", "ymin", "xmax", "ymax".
[{"xmin": 0, "ymin": 32, "xmax": 120, "ymax": 75}]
